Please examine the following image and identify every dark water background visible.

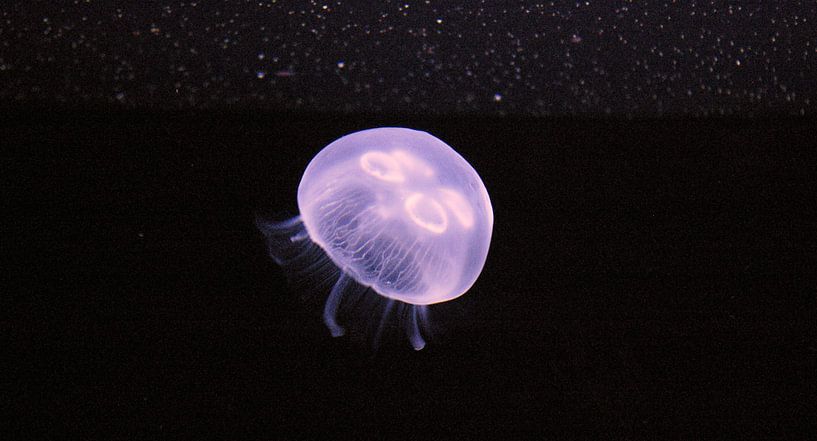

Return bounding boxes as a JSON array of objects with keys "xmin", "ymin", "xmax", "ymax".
[{"xmin": 6, "ymin": 110, "xmax": 815, "ymax": 438}]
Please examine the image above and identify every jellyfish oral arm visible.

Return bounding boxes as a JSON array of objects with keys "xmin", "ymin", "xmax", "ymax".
[
  {"xmin": 324, "ymin": 272, "xmax": 351, "ymax": 337},
  {"xmin": 408, "ymin": 306, "xmax": 426, "ymax": 350}
]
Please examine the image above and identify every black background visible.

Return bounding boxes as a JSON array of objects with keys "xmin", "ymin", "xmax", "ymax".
[{"xmin": 6, "ymin": 110, "xmax": 815, "ymax": 438}]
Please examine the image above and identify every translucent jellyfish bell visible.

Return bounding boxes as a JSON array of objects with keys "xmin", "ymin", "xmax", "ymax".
[{"xmin": 257, "ymin": 127, "xmax": 493, "ymax": 350}]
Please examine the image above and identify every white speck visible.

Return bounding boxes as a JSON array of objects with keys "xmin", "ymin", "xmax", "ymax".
[
  {"xmin": 493, "ymin": 93, "xmax": 503, "ymax": 102},
  {"xmin": 337, "ymin": 61, "xmax": 345, "ymax": 68},
  {"xmin": 436, "ymin": 18, "xmax": 443, "ymax": 24},
  {"xmin": 736, "ymin": 59, "xmax": 742, "ymax": 66},
  {"xmin": 257, "ymin": 53, "xmax": 265, "ymax": 60},
  {"xmin": 256, "ymin": 71, "xmax": 266, "ymax": 79}
]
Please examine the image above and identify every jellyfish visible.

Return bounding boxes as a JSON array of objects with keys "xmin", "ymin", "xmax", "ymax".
[{"xmin": 257, "ymin": 127, "xmax": 493, "ymax": 350}]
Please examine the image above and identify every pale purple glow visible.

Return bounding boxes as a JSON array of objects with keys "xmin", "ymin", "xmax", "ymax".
[
  {"xmin": 299, "ymin": 127, "xmax": 493, "ymax": 305},
  {"xmin": 258, "ymin": 127, "xmax": 493, "ymax": 349}
]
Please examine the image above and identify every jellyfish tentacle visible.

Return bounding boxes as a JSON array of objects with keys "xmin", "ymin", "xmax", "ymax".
[
  {"xmin": 255, "ymin": 214, "xmax": 303, "ymax": 231},
  {"xmin": 324, "ymin": 272, "xmax": 351, "ymax": 337},
  {"xmin": 290, "ymin": 229, "xmax": 310, "ymax": 242},
  {"xmin": 372, "ymin": 299, "xmax": 396, "ymax": 350},
  {"xmin": 256, "ymin": 215, "xmax": 313, "ymax": 265},
  {"xmin": 407, "ymin": 305, "xmax": 426, "ymax": 350}
]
